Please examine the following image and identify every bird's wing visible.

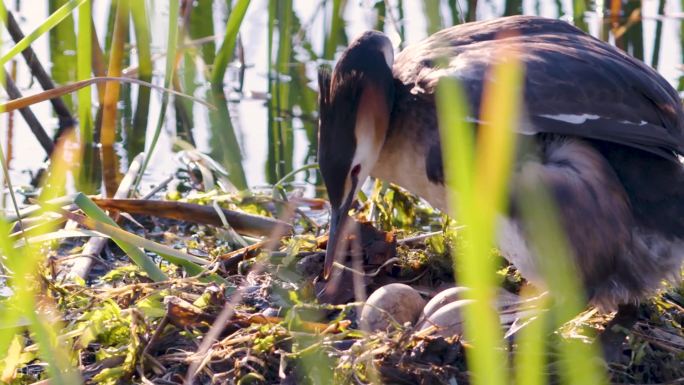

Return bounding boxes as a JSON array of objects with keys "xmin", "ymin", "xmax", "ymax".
[{"xmin": 394, "ymin": 16, "xmax": 684, "ymax": 176}]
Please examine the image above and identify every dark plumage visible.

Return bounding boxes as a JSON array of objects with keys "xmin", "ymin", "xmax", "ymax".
[{"xmin": 318, "ymin": 15, "xmax": 684, "ymax": 310}]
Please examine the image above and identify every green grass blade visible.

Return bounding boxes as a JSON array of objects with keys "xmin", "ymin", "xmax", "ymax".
[
  {"xmin": 273, "ymin": 163, "xmax": 318, "ymax": 190},
  {"xmin": 435, "ymin": 79, "xmax": 473, "ymax": 206},
  {"xmin": 266, "ymin": 0, "xmax": 277, "ymax": 182},
  {"xmin": 73, "ymin": 193, "xmax": 167, "ymax": 281},
  {"xmin": 189, "ymin": 0, "xmax": 216, "ymax": 65},
  {"xmin": 210, "ymin": 0, "xmax": 250, "ymax": 90},
  {"xmin": 268, "ymin": 0, "xmax": 275, "ymax": 70},
  {"xmin": 651, "ymin": 0, "xmax": 666, "ymax": 68},
  {"xmin": 0, "ymin": 221, "xmax": 23, "ymax": 378},
  {"xmin": 292, "ymin": 66, "xmax": 319, "ymax": 174},
  {"xmin": 447, "ymin": 0, "xmax": 463, "ymax": 25},
  {"xmin": 0, "ymin": 242, "xmax": 81, "ymax": 385},
  {"xmin": 207, "ymin": 89, "xmax": 248, "ymax": 189},
  {"xmin": 437, "ymin": 77, "xmax": 507, "ymax": 385},
  {"xmin": 373, "ymin": 0, "xmax": 386, "ymax": 30},
  {"xmin": 396, "ymin": 0, "xmax": 406, "ymax": 43},
  {"xmin": 517, "ymin": 183, "xmax": 608, "ymax": 385},
  {"xmin": 0, "ymin": 144, "xmax": 23, "ymax": 236},
  {"xmin": 0, "ymin": 112, "xmax": 80, "ymax": 385},
  {"xmin": 102, "ymin": 1, "xmax": 117, "ymax": 55},
  {"xmin": 504, "ymin": 0, "xmax": 523, "ymax": 16},
  {"xmin": 130, "ymin": 0, "xmax": 153, "ymax": 156},
  {"xmin": 572, "ymin": 0, "xmax": 588, "ymax": 31},
  {"xmin": 323, "ymin": 0, "xmax": 345, "ymax": 59},
  {"xmin": 0, "ymin": 5, "xmax": 77, "ymax": 382},
  {"xmin": 436, "ymin": 48, "xmax": 524, "ymax": 385},
  {"xmin": 76, "ymin": 1, "xmax": 97, "ymax": 194},
  {"xmin": 0, "ymin": 0, "xmax": 88, "ymax": 67},
  {"xmin": 100, "ymin": 0, "xmax": 129, "ymax": 148},
  {"xmin": 76, "ymin": 1, "xmax": 92, "ymax": 144},
  {"xmin": 423, "ymin": 0, "xmax": 442, "ymax": 34},
  {"xmin": 269, "ymin": 0, "xmax": 294, "ymax": 181},
  {"xmin": 467, "ymin": 0, "xmax": 477, "ymax": 22},
  {"xmin": 136, "ymin": 0, "xmax": 180, "ymax": 189},
  {"xmin": 0, "ymin": 0, "xmax": 26, "ymax": 236},
  {"xmin": 49, "ymin": 0, "xmax": 78, "ymax": 107},
  {"xmin": 621, "ymin": 1, "xmax": 643, "ymax": 60},
  {"xmin": 514, "ymin": 292, "xmax": 548, "ymax": 385},
  {"xmin": 23, "ymin": 310, "xmax": 81, "ymax": 385},
  {"xmin": 73, "ymin": 193, "xmax": 217, "ymax": 280}
]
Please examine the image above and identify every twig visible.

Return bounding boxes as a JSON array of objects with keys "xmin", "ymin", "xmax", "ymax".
[
  {"xmin": 142, "ymin": 315, "xmax": 169, "ymax": 365},
  {"xmin": 2, "ymin": 69, "xmax": 53, "ymax": 155},
  {"xmin": 397, "ymin": 230, "xmax": 445, "ymax": 245},
  {"xmin": 0, "ymin": 76, "xmax": 215, "ymax": 114},
  {"xmin": 5, "ymin": 10, "xmax": 75, "ymax": 134},
  {"xmin": 91, "ymin": 198, "xmax": 293, "ymax": 237},
  {"xmin": 218, "ymin": 239, "xmax": 268, "ymax": 273},
  {"xmin": 183, "ymin": 205, "xmax": 296, "ymax": 385},
  {"xmin": 332, "ymin": 257, "xmax": 400, "ymax": 278},
  {"xmin": 55, "ymin": 253, "xmax": 112, "ymax": 268},
  {"xmin": 141, "ymin": 175, "xmax": 174, "ymax": 199},
  {"xmin": 64, "ymin": 153, "xmax": 145, "ymax": 279}
]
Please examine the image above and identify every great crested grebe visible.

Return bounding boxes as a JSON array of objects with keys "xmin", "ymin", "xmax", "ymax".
[{"xmin": 317, "ymin": 15, "xmax": 684, "ymax": 310}]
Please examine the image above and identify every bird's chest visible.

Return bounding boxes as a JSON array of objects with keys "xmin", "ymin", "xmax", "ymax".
[
  {"xmin": 371, "ymin": 134, "xmax": 540, "ymax": 285},
  {"xmin": 371, "ymin": 135, "xmax": 448, "ymax": 211}
]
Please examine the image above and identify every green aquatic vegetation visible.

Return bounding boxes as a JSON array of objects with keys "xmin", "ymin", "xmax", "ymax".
[{"xmin": 0, "ymin": 1, "xmax": 682, "ymax": 384}]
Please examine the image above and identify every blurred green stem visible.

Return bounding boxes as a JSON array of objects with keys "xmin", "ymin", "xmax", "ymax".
[
  {"xmin": 130, "ymin": 0, "xmax": 153, "ymax": 156},
  {"xmin": 210, "ymin": 0, "xmax": 250, "ymax": 91}
]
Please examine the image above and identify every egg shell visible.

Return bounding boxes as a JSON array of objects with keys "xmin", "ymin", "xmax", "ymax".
[
  {"xmin": 360, "ymin": 283, "xmax": 427, "ymax": 332},
  {"xmin": 418, "ymin": 299, "xmax": 475, "ymax": 338},
  {"xmin": 421, "ymin": 286, "xmax": 471, "ymax": 320}
]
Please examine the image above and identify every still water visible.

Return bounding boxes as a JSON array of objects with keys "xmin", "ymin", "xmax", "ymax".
[{"xmin": 2, "ymin": 0, "xmax": 683, "ymax": 191}]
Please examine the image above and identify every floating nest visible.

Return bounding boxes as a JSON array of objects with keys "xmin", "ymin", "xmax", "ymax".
[{"xmin": 4, "ymin": 174, "xmax": 683, "ymax": 385}]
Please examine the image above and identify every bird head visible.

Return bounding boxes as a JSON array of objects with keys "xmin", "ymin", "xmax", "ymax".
[{"xmin": 317, "ymin": 31, "xmax": 395, "ymax": 279}]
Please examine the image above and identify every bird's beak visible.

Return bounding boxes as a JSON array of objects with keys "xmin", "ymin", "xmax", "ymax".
[{"xmin": 323, "ymin": 200, "xmax": 352, "ymax": 279}]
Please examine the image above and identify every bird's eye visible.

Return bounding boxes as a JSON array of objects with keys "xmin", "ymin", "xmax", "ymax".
[{"xmin": 350, "ymin": 164, "xmax": 361, "ymax": 178}]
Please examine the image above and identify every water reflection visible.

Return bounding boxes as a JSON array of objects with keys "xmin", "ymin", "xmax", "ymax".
[{"xmin": 1, "ymin": 0, "xmax": 683, "ymax": 192}]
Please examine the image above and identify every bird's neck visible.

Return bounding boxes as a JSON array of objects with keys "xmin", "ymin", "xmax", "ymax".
[{"xmin": 370, "ymin": 92, "xmax": 448, "ymax": 211}]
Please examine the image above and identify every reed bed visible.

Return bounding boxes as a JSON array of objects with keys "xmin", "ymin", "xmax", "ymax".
[{"xmin": 0, "ymin": 1, "xmax": 681, "ymax": 384}]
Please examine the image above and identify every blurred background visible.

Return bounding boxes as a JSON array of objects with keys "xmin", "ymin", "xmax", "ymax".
[
  {"xmin": 2, "ymin": 0, "xmax": 683, "ymax": 194},
  {"xmin": 0, "ymin": 2, "xmax": 682, "ymax": 384}
]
